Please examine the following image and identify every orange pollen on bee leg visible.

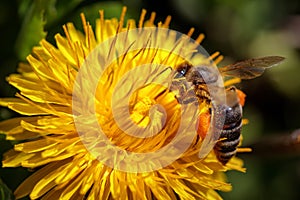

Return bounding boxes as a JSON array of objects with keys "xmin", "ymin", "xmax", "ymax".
[
  {"xmin": 236, "ymin": 89, "xmax": 246, "ymax": 107},
  {"xmin": 197, "ymin": 112, "xmax": 211, "ymax": 139}
]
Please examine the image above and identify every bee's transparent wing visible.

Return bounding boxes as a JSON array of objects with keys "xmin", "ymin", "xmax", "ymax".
[
  {"xmin": 198, "ymin": 127, "xmax": 221, "ymax": 159},
  {"xmin": 220, "ymin": 56, "xmax": 285, "ymax": 79}
]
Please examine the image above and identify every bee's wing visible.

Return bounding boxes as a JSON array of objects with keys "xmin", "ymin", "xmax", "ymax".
[
  {"xmin": 219, "ymin": 56, "xmax": 285, "ymax": 79},
  {"xmin": 198, "ymin": 128, "xmax": 220, "ymax": 159}
]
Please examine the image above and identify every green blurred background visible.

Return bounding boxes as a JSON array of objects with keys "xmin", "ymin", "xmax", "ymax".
[{"xmin": 0, "ymin": 0, "xmax": 299, "ymax": 199}]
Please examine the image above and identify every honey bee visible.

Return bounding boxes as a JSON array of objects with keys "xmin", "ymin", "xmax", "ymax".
[{"xmin": 172, "ymin": 56, "xmax": 285, "ymax": 165}]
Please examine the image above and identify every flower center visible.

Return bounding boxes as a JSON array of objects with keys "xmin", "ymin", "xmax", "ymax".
[{"xmin": 130, "ymin": 96, "xmax": 156, "ymax": 127}]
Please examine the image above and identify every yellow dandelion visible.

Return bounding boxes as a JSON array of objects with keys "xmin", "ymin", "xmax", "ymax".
[{"xmin": 0, "ymin": 7, "xmax": 249, "ymax": 200}]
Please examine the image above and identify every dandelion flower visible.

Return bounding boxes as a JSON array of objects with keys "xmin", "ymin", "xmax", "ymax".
[{"xmin": 0, "ymin": 7, "xmax": 247, "ymax": 200}]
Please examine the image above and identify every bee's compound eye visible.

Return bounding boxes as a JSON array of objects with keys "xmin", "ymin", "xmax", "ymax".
[
  {"xmin": 174, "ymin": 67, "xmax": 187, "ymax": 78},
  {"xmin": 175, "ymin": 62, "xmax": 192, "ymax": 77},
  {"xmin": 179, "ymin": 68, "xmax": 187, "ymax": 75}
]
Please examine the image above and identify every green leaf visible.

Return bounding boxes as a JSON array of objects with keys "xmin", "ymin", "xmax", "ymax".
[
  {"xmin": 15, "ymin": 0, "xmax": 47, "ymax": 60},
  {"xmin": 0, "ymin": 179, "xmax": 13, "ymax": 200},
  {"xmin": 15, "ymin": 0, "xmax": 84, "ymax": 60},
  {"xmin": 0, "ymin": 134, "xmax": 5, "ymax": 140},
  {"xmin": 44, "ymin": 0, "xmax": 84, "ymax": 27}
]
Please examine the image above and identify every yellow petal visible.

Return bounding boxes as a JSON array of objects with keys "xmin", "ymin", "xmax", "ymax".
[
  {"xmin": 19, "ymin": 120, "xmax": 73, "ymax": 134},
  {"xmin": 65, "ymin": 23, "xmax": 85, "ymax": 43},
  {"xmin": 7, "ymin": 74, "xmax": 71, "ymax": 106},
  {"xmin": 192, "ymin": 161, "xmax": 214, "ymax": 175},
  {"xmin": 14, "ymin": 159, "xmax": 70, "ymax": 199},
  {"xmin": 2, "ymin": 150, "xmax": 35, "ymax": 167},
  {"xmin": 59, "ymin": 168, "xmax": 87, "ymax": 200},
  {"xmin": 40, "ymin": 188, "xmax": 64, "ymax": 200},
  {"xmin": 26, "ymin": 54, "xmax": 56, "ymax": 82},
  {"xmin": 0, "ymin": 116, "xmax": 39, "ymax": 133},
  {"xmin": 41, "ymin": 141, "xmax": 82, "ymax": 159},
  {"xmin": 163, "ymin": 174, "xmax": 201, "ymax": 200},
  {"xmin": 14, "ymin": 139, "xmax": 58, "ymax": 153},
  {"xmin": 47, "ymin": 58, "xmax": 74, "ymax": 91},
  {"xmin": 0, "ymin": 98, "xmax": 50, "ymax": 116},
  {"xmin": 6, "ymin": 130, "xmax": 40, "ymax": 140},
  {"xmin": 144, "ymin": 175, "xmax": 173, "ymax": 200},
  {"xmin": 55, "ymin": 34, "xmax": 77, "ymax": 66},
  {"xmin": 17, "ymin": 62, "xmax": 33, "ymax": 73},
  {"xmin": 29, "ymin": 160, "xmax": 71, "ymax": 199},
  {"xmin": 80, "ymin": 161, "xmax": 98, "ymax": 194},
  {"xmin": 99, "ymin": 168, "xmax": 112, "ymax": 200},
  {"xmin": 21, "ymin": 151, "xmax": 75, "ymax": 168}
]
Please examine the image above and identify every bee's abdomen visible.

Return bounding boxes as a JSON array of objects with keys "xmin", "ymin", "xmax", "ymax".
[{"xmin": 214, "ymin": 116, "xmax": 242, "ymax": 165}]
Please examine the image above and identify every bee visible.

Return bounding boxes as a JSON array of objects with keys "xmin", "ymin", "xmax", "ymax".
[{"xmin": 172, "ymin": 56, "xmax": 285, "ymax": 165}]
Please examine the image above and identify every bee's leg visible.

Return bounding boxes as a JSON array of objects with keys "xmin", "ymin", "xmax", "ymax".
[{"xmin": 180, "ymin": 89, "xmax": 198, "ymax": 105}]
